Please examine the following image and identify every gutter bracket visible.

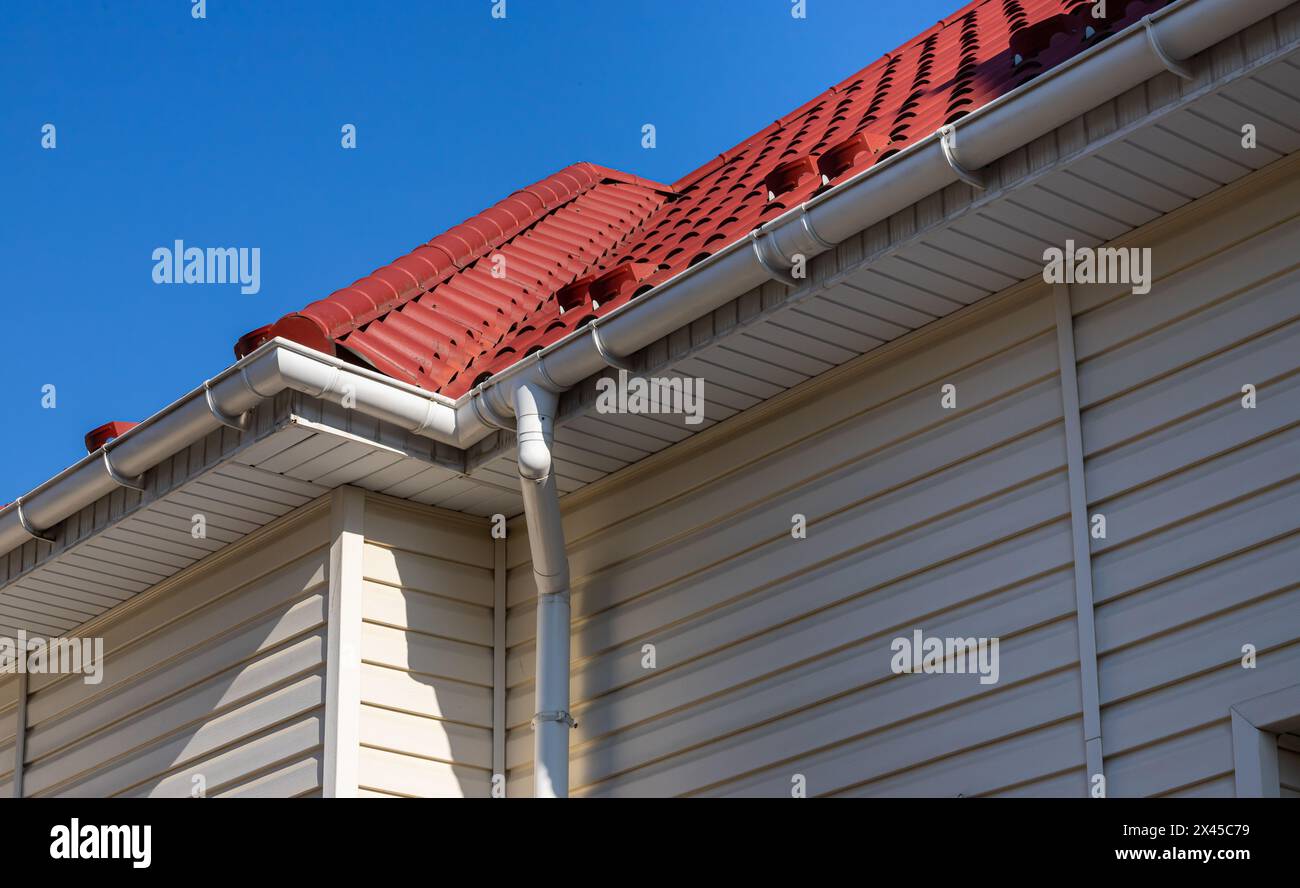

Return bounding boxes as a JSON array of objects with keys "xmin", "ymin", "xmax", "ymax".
[
  {"xmin": 591, "ymin": 325, "xmax": 637, "ymax": 372},
  {"xmin": 204, "ymin": 380, "xmax": 249, "ymax": 431},
  {"xmin": 939, "ymin": 125, "xmax": 988, "ymax": 190},
  {"xmin": 532, "ymin": 709, "xmax": 578, "ymax": 729},
  {"xmin": 1143, "ymin": 15, "xmax": 1195, "ymax": 80},
  {"xmin": 14, "ymin": 497, "xmax": 56, "ymax": 543},
  {"xmin": 102, "ymin": 449, "xmax": 146, "ymax": 492}
]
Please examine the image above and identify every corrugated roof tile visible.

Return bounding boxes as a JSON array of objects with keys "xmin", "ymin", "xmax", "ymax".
[{"xmin": 242, "ymin": 0, "xmax": 1174, "ymax": 396}]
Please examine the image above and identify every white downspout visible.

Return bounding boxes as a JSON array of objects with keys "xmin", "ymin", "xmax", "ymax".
[{"xmin": 512, "ymin": 382, "xmax": 574, "ymax": 798}]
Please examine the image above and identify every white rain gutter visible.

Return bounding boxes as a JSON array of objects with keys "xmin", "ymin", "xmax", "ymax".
[
  {"xmin": 1, "ymin": 0, "xmax": 1287, "ymax": 797},
  {"xmin": 0, "ymin": 339, "xmax": 475, "ymax": 557}
]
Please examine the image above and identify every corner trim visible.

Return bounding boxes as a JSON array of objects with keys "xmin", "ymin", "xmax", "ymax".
[
  {"xmin": 324, "ymin": 485, "xmax": 365, "ymax": 798},
  {"xmin": 1230, "ymin": 683, "xmax": 1300, "ymax": 797}
]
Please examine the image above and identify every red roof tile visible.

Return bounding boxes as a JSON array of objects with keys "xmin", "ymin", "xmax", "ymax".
[{"xmin": 244, "ymin": 0, "xmax": 1173, "ymax": 398}]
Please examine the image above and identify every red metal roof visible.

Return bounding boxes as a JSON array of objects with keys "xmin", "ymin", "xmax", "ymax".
[{"xmin": 244, "ymin": 0, "xmax": 1173, "ymax": 399}]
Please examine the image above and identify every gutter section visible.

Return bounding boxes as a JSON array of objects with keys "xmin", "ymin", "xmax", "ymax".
[{"xmin": 0, "ymin": 339, "xmax": 486, "ymax": 558}]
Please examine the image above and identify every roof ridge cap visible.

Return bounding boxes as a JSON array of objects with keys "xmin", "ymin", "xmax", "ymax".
[{"xmin": 259, "ymin": 162, "xmax": 611, "ymax": 354}]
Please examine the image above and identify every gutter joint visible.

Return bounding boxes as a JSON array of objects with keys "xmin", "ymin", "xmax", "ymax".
[
  {"xmin": 939, "ymin": 125, "xmax": 988, "ymax": 190},
  {"xmin": 14, "ymin": 497, "xmax": 56, "ymax": 543},
  {"xmin": 102, "ymin": 448, "xmax": 146, "ymax": 492},
  {"xmin": 1143, "ymin": 15, "xmax": 1195, "ymax": 80},
  {"xmin": 204, "ymin": 380, "xmax": 250, "ymax": 431}
]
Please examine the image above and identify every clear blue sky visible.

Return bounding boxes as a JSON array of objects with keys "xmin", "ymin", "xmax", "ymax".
[{"xmin": 1, "ymin": 0, "xmax": 959, "ymax": 501}]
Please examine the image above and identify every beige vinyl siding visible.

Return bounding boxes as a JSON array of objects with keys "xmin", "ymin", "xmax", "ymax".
[
  {"xmin": 356, "ymin": 497, "xmax": 494, "ymax": 797},
  {"xmin": 16, "ymin": 502, "xmax": 331, "ymax": 798},
  {"xmin": 1075, "ymin": 159, "xmax": 1300, "ymax": 797},
  {"xmin": 505, "ymin": 278, "xmax": 1081, "ymax": 797},
  {"xmin": 501, "ymin": 154, "xmax": 1300, "ymax": 798}
]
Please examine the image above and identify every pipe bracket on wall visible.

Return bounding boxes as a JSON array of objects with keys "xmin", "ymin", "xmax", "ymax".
[
  {"xmin": 204, "ymin": 380, "xmax": 249, "ymax": 431},
  {"xmin": 1143, "ymin": 15, "xmax": 1195, "ymax": 80},
  {"xmin": 102, "ymin": 448, "xmax": 146, "ymax": 492},
  {"xmin": 939, "ymin": 125, "xmax": 988, "ymax": 190},
  {"xmin": 14, "ymin": 497, "xmax": 56, "ymax": 543},
  {"xmin": 590, "ymin": 325, "xmax": 637, "ymax": 372},
  {"xmin": 532, "ymin": 709, "xmax": 578, "ymax": 729}
]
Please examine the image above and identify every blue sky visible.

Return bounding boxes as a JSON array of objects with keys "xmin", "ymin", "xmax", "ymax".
[{"xmin": 1, "ymin": 0, "xmax": 959, "ymax": 500}]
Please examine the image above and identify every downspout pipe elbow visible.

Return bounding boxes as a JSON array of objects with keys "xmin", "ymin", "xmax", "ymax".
[{"xmin": 513, "ymin": 383, "xmax": 557, "ymax": 482}]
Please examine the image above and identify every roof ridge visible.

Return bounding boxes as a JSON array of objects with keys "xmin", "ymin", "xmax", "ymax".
[{"xmin": 250, "ymin": 162, "xmax": 637, "ymax": 357}]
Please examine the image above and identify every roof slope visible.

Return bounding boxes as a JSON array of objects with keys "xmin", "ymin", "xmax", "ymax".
[{"xmin": 242, "ymin": 0, "xmax": 1173, "ymax": 398}]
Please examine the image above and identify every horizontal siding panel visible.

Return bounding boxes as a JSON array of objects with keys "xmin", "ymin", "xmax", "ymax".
[
  {"xmin": 1095, "ymin": 533, "xmax": 1299, "ymax": 655},
  {"xmin": 362, "ymin": 581, "xmax": 491, "ymax": 646},
  {"xmin": 13, "ymin": 508, "xmax": 329, "ymax": 798},
  {"xmin": 1164, "ymin": 774, "xmax": 1236, "ymax": 798},
  {"xmin": 517, "ymin": 357, "xmax": 1065, "ymax": 611},
  {"xmin": 27, "ymin": 550, "xmax": 328, "ymax": 724},
  {"xmin": 359, "ymin": 662, "xmax": 491, "ymax": 730},
  {"xmin": 27, "ymin": 618, "xmax": 326, "ymax": 766},
  {"xmin": 1089, "ymin": 428, "xmax": 1299, "ymax": 568},
  {"xmin": 119, "ymin": 713, "xmax": 323, "ymax": 798},
  {"xmin": 359, "ymin": 703, "xmax": 491, "ymax": 770},
  {"xmin": 539, "ymin": 611, "xmax": 1079, "ymax": 792},
  {"xmin": 360, "ymin": 622, "xmax": 491, "ymax": 687},
  {"xmin": 1091, "ymin": 477, "xmax": 1300, "ymax": 605},
  {"xmin": 1102, "ymin": 641, "xmax": 1300, "ymax": 757},
  {"xmin": 26, "ymin": 509, "xmax": 328, "ymax": 699},
  {"xmin": 37, "ymin": 677, "xmax": 324, "ymax": 797},
  {"xmin": 358, "ymin": 746, "xmax": 489, "ymax": 798},
  {"xmin": 1105, "ymin": 721, "xmax": 1235, "ymax": 797},
  {"xmin": 989, "ymin": 766, "xmax": 1089, "ymax": 798},
  {"xmin": 828, "ymin": 719, "xmax": 1084, "ymax": 798},
  {"xmin": 571, "ymin": 667, "xmax": 1081, "ymax": 799},
  {"xmin": 508, "ymin": 287, "xmax": 1058, "ymax": 571},
  {"xmin": 1097, "ymin": 587, "xmax": 1300, "ymax": 707},
  {"xmin": 214, "ymin": 756, "xmax": 323, "ymax": 798},
  {"xmin": 364, "ymin": 500, "xmax": 492, "ymax": 568},
  {"xmin": 362, "ymin": 545, "xmax": 493, "ymax": 609}
]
